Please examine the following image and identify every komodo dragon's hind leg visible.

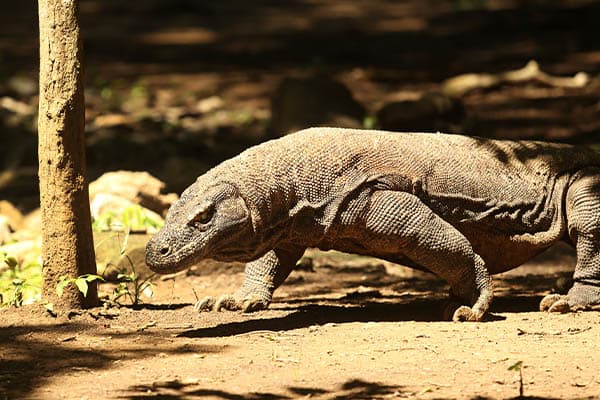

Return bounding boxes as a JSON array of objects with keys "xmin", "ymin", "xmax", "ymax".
[
  {"xmin": 541, "ymin": 170, "xmax": 600, "ymax": 313},
  {"xmin": 365, "ymin": 191, "xmax": 493, "ymax": 321},
  {"xmin": 195, "ymin": 246, "xmax": 305, "ymax": 313}
]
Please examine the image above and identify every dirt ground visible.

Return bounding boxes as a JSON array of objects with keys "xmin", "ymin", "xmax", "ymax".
[
  {"xmin": 2, "ymin": 244, "xmax": 600, "ymax": 400},
  {"xmin": 3, "ymin": 1, "xmax": 600, "ymax": 399}
]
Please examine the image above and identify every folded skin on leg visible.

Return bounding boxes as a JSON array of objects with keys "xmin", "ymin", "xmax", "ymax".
[
  {"xmin": 364, "ymin": 191, "xmax": 493, "ymax": 321},
  {"xmin": 195, "ymin": 246, "xmax": 305, "ymax": 312},
  {"xmin": 541, "ymin": 171, "xmax": 600, "ymax": 313}
]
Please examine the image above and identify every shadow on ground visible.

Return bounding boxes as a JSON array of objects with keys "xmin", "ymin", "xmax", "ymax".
[
  {"xmin": 123, "ymin": 378, "xmax": 405, "ymax": 400},
  {"xmin": 120, "ymin": 377, "xmax": 576, "ymax": 400},
  {"xmin": 0, "ymin": 317, "xmax": 225, "ymax": 399},
  {"xmin": 0, "ymin": 252, "xmax": 580, "ymax": 398},
  {"xmin": 180, "ymin": 300, "xmax": 442, "ymax": 338},
  {"xmin": 179, "ymin": 291, "xmax": 555, "ymax": 339}
]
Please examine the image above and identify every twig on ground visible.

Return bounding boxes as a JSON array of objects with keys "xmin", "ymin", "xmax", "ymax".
[{"xmin": 442, "ymin": 60, "xmax": 589, "ymax": 97}]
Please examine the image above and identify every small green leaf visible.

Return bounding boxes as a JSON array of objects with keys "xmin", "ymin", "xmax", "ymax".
[
  {"xmin": 5, "ymin": 257, "xmax": 18, "ymax": 268},
  {"xmin": 82, "ymin": 274, "xmax": 104, "ymax": 282},
  {"xmin": 117, "ymin": 273, "xmax": 134, "ymax": 282},
  {"xmin": 75, "ymin": 278, "xmax": 88, "ymax": 297},
  {"xmin": 12, "ymin": 278, "xmax": 24, "ymax": 286},
  {"xmin": 120, "ymin": 230, "xmax": 131, "ymax": 256},
  {"xmin": 44, "ymin": 302, "xmax": 56, "ymax": 316},
  {"xmin": 56, "ymin": 279, "xmax": 70, "ymax": 298},
  {"xmin": 508, "ymin": 361, "xmax": 523, "ymax": 371}
]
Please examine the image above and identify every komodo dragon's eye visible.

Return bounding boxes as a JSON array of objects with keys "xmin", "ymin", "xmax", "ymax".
[{"xmin": 189, "ymin": 205, "xmax": 214, "ymax": 227}]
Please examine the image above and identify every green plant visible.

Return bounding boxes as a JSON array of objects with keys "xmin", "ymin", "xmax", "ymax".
[
  {"xmin": 112, "ymin": 268, "xmax": 156, "ymax": 306},
  {"xmin": 1, "ymin": 203, "xmax": 161, "ymax": 307},
  {"xmin": 93, "ymin": 205, "xmax": 161, "ymax": 305},
  {"xmin": 97, "ymin": 224, "xmax": 156, "ymax": 306},
  {"xmin": 92, "ymin": 204, "xmax": 163, "ymax": 233},
  {"xmin": 0, "ymin": 252, "xmax": 42, "ymax": 307},
  {"xmin": 113, "ymin": 228, "xmax": 156, "ymax": 305},
  {"xmin": 56, "ymin": 273, "xmax": 105, "ymax": 299},
  {"xmin": 508, "ymin": 360, "xmax": 524, "ymax": 398}
]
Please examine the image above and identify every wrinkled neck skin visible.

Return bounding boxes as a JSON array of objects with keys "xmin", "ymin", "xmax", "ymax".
[
  {"xmin": 230, "ymin": 183, "xmax": 302, "ymax": 258},
  {"xmin": 236, "ymin": 174, "xmax": 332, "ymax": 252},
  {"xmin": 209, "ymin": 149, "xmax": 326, "ymax": 257}
]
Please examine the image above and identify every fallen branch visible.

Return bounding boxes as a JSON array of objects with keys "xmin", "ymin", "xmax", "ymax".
[{"xmin": 442, "ymin": 60, "xmax": 589, "ymax": 97}]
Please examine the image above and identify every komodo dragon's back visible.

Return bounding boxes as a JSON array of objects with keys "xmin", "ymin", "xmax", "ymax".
[
  {"xmin": 233, "ymin": 128, "xmax": 599, "ymax": 206},
  {"xmin": 226, "ymin": 129, "xmax": 600, "ymax": 272},
  {"xmin": 147, "ymin": 127, "xmax": 600, "ymax": 321}
]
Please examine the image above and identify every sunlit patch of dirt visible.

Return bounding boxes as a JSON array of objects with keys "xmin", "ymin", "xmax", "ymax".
[{"xmin": 2, "ymin": 243, "xmax": 599, "ymax": 399}]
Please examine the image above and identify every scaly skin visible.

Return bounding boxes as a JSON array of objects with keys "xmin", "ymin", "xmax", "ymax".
[{"xmin": 146, "ymin": 128, "xmax": 600, "ymax": 321}]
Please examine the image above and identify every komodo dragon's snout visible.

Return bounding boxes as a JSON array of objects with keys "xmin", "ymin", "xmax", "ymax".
[{"xmin": 146, "ymin": 182, "xmax": 253, "ymax": 273}]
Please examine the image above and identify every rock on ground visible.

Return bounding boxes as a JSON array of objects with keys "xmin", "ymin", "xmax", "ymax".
[{"xmin": 89, "ymin": 171, "xmax": 178, "ymax": 217}]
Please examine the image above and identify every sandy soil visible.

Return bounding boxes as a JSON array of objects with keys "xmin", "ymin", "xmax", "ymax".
[
  {"xmin": 2, "ymin": 243, "xmax": 599, "ymax": 400},
  {"xmin": 2, "ymin": 1, "xmax": 600, "ymax": 399}
]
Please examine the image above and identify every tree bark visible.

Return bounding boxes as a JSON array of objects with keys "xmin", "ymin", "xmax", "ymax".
[{"xmin": 38, "ymin": 0, "xmax": 98, "ymax": 309}]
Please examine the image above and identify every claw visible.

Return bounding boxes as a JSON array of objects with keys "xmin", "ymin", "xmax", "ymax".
[
  {"xmin": 194, "ymin": 297, "xmax": 216, "ymax": 312},
  {"xmin": 215, "ymin": 295, "xmax": 240, "ymax": 311},
  {"xmin": 442, "ymin": 298, "xmax": 484, "ymax": 322},
  {"xmin": 539, "ymin": 294, "xmax": 565, "ymax": 312},
  {"xmin": 548, "ymin": 299, "xmax": 571, "ymax": 313},
  {"xmin": 452, "ymin": 305, "xmax": 481, "ymax": 322},
  {"xmin": 194, "ymin": 293, "xmax": 270, "ymax": 313},
  {"xmin": 241, "ymin": 294, "xmax": 269, "ymax": 312}
]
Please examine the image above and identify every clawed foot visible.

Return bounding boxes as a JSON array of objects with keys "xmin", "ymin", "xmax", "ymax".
[
  {"xmin": 539, "ymin": 293, "xmax": 600, "ymax": 313},
  {"xmin": 539, "ymin": 294, "xmax": 571, "ymax": 313},
  {"xmin": 442, "ymin": 300, "xmax": 484, "ymax": 322},
  {"xmin": 540, "ymin": 283, "xmax": 600, "ymax": 313},
  {"xmin": 452, "ymin": 305, "xmax": 482, "ymax": 322},
  {"xmin": 194, "ymin": 293, "xmax": 270, "ymax": 313}
]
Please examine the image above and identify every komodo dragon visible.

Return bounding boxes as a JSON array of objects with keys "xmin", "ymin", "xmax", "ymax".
[{"xmin": 146, "ymin": 127, "xmax": 600, "ymax": 321}]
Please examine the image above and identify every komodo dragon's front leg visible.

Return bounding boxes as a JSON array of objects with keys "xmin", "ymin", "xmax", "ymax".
[
  {"xmin": 195, "ymin": 246, "xmax": 305, "ymax": 312},
  {"xmin": 365, "ymin": 191, "xmax": 493, "ymax": 321},
  {"xmin": 541, "ymin": 170, "xmax": 600, "ymax": 312}
]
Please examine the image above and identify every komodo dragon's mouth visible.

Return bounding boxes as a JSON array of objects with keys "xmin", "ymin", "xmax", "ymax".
[{"xmin": 146, "ymin": 237, "xmax": 204, "ymax": 273}]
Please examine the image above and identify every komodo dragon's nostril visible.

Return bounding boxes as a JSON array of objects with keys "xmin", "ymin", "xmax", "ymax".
[{"xmin": 160, "ymin": 246, "xmax": 170, "ymax": 256}]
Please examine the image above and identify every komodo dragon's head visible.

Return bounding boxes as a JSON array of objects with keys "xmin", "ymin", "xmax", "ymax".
[{"xmin": 145, "ymin": 180, "xmax": 253, "ymax": 273}]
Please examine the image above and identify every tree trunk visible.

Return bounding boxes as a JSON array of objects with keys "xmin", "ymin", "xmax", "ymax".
[{"xmin": 38, "ymin": 0, "xmax": 98, "ymax": 309}]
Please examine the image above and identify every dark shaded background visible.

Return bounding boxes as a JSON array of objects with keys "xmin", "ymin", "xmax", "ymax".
[{"xmin": 1, "ymin": 0, "xmax": 600, "ymax": 210}]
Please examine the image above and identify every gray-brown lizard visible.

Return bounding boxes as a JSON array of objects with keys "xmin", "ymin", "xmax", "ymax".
[{"xmin": 146, "ymin": 128, "xmax": 600, "ymax": 321}]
